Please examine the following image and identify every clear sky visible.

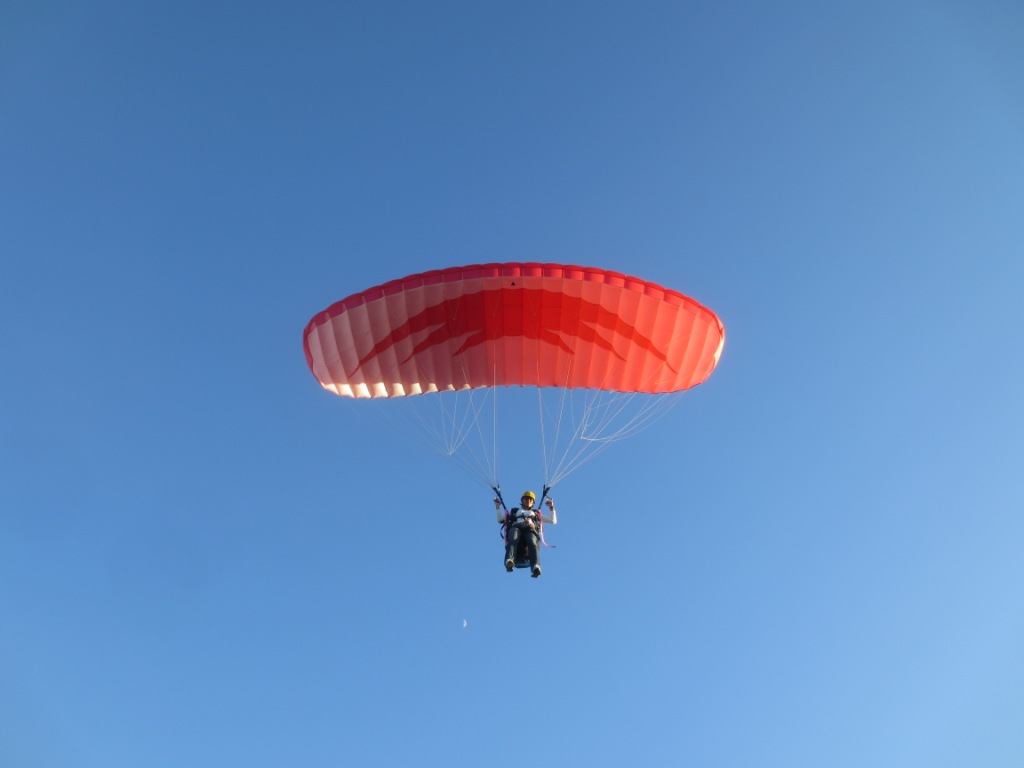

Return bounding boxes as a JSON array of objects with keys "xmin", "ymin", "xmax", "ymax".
[{"xmin": 3, "ymin": 1, "xmax": 1023, "ymax": 766}]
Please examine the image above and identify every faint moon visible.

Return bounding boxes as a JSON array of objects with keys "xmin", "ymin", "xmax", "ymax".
[{"xmin": 462, "ymin": 619, "xmax": 468, "ymax": 629}]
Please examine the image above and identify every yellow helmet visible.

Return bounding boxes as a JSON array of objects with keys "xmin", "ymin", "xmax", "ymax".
[{"xmin": 521, "ymin": 490, "xmax": 536, "ymax": 501}]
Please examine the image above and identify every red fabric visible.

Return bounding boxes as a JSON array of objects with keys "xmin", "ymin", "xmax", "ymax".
[{"xmin": 303, "ymin": 263, "xmax": 724, "ymax": 398}]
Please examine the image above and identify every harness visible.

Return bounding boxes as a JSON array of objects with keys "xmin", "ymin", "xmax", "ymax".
[
  {"xmin": 506, "ymin": 507, "xmax": 539, "ymax": 529},
  {"xmin": 493, "ymin": 486, "xmax": 555, "ymax": 551}
]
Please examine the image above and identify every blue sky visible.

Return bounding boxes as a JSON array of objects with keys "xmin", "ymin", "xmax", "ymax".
[{"xmin": 3, "ymin": 1, "xmax": 1023, "ymax": 766}]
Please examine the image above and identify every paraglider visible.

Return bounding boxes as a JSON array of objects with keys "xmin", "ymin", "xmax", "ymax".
[
  {"xmin": 303, "ymin": 262, "xmax": 724, "ymax": 573},
  {"xmin": 495, "ymin": 490, "xmax": 557, "ymax": 577}
]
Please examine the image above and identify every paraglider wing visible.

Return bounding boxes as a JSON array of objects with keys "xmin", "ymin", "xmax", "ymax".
[{"xmin": 303, "ymin": 263, "xmax": 724, "ymax": 399}]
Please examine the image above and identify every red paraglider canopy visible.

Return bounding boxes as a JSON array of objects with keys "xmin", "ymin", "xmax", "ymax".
[{"xmin": 304, "ymin": 263, "xmax": 724, "ymax": 399}]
